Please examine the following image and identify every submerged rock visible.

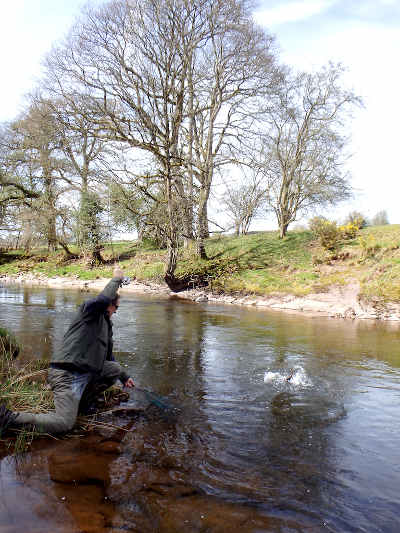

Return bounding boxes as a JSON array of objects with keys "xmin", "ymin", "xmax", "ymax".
[{"xmin": 49, "ymin": 451, "xmax": 112, "ymax": 485}]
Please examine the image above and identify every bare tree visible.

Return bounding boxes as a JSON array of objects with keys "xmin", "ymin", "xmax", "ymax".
[
  {"xmin": 258, "ymin": 63, "xmax": 361, "ymax": 238},
  {"xmin": 371, "ymin": 210, "xmax": 389, "ymax": 226},
  {"xmin": 41, "ymin": 94, "xmax": 114, "ymax": 263},
  {"xmin": 182, "ymin": 2, "xmax": 279, "ymax": 257},
  {"xmin": 221, "ymin": 170, "xmax": 266, "ymax": 235},
  {"xmin": 43, "ymin": 0, "xmax": 279, "ymax": 286},
  {"xmin": 44, "ymin": 0, "xmax": 203, "ymax": 284}
]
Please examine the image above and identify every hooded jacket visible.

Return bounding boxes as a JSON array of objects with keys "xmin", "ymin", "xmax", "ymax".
[{"xmin": 51, "ymin": 277, "xmax": 128, "ymax": 381}]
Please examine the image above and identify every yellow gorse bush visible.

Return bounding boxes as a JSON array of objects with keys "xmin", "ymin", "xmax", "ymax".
[{"xmin": 339, "ymin": 222, "xmax": 359, "ymax": 240}]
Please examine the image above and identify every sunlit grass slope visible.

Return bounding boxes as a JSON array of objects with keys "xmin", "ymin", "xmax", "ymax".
[{"xmin": 0, "ymin": 225, "xmax": 399, "ymax": 302}]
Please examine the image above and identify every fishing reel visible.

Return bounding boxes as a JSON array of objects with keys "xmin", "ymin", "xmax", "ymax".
[{"xmin": 121, "ymin": 277, "xmax": 131, "ymax": 286}]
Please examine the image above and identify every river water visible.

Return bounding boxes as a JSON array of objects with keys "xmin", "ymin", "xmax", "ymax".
[{"xmin": 0, "ymin": 284, "xmax": 399, "ymax": 532}]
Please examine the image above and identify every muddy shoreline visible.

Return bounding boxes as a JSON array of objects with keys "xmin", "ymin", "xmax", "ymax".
[{"xmin": 1, "ymin": 272, "xmax": 400, "ymax": 322}]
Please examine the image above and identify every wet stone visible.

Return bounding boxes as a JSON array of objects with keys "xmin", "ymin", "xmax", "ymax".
[
  {"xmin": 94, "ymin": 440, "xmax": 121, "ymax": 454},
  {"xmin": 110, "ymin": 462, "xmax": 188, "ymax": 498},
  {"xmin": 49, "ymin": 451, "xmax": 112, "ymax": 485},
  {"xmin": 140, "ymin": 493, "xmax": 312, "ymax": 533}
]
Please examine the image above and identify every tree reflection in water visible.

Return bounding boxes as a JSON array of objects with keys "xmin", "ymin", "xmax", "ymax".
[{"xmin": 0, "ymin": 285, "xmax": 399, "ymax": 532}]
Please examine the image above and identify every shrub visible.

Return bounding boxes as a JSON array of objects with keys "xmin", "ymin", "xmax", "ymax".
[
  {"xmin": 309, "ymin": 217, "xmax": 341, "ymax": 251},
  {"xmin": 344, "ymin": 211, "xmax": 367, "ymax": 229},
  {"xmin": 359, "ymin": 234, "xmax": 381, "ymax": 260},
  {"xmin": 309, "ymin": 216, "xmax": 327, "ymax": 233},
  {"xmin": 339, "ymin": 222, "xmax": 359, "ymax": 240}
]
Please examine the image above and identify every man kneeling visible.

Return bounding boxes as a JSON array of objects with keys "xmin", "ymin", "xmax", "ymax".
[{"xmin": 0, "ymin": 266, "xmax": 134, "ymax": 434}]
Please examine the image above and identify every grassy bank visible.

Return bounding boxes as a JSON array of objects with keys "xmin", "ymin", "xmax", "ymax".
[
  {"xmin": 1, "ymin": 225, "xmax": 400, "ymax": 303},
  {"xmin": 0, "ymin": 328, "xmax": 52, "ymax": 413},
  {"xmin": 0, "ymin": 328, "xmax": 52, "ymax": 451}
]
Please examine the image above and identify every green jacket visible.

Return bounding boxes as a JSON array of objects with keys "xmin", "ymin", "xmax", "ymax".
[{"xmin": 51, "ymin": 278, "xmax": 129, "ymax": 382}]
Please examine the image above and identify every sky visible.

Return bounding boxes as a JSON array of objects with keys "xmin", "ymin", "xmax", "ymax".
[
  {"xmin": 1, "ymin": 0, "xmax": 399, "ymax": 228},
  {"xmin": 254, "ymin": 0, "xmax": 400, "ymax": 226}
]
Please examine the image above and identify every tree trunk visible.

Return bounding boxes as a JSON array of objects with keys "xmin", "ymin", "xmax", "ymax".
[
  {"xmin": 183, "ymin": 59, "xmax": 195, "ymax": 249},
  {"xmin": 279, "ymin": 222, "xmax": 289, "ymax": 239},
  {"xmin": 87, "ymin": 248, "xmax": 104, "ymax": 266},
  {"xmin": 58, "ymin": 240, "xmax": 78, "ymax": 259},
  {"xmin": 165, "ymin": 240, "xmax": 179, "ymax": 285},
  {"xmin": 79, "ymin": 188, "xmax": 103, "ymax": 264},
  {"xmin": 201, "ymin": 201, "xmax": 210, "ymax": 239},
  {"xmin": 42, "ymin": 151, "xmax": 58, "ymax": 253},
  {"xmin": 196, "ymin": 238, "xmax": 207, "ymax": 260},
  {"xmin": 196, "ymin": 184, "xmax": 211, "ymax": 260},
  {"xmin": 24, "ymin": 236, "xmax": 32, "ymax": 254},
  {"xmin": 163, "ymin": 157, "xmax": 181, "ymax": 288},
  {"xmin": 182, "ymin": 201, "xmax": 195, "ymax": 248},
  {"xmin": 15, "ymin": 231, "xmax": 21, "ymax": 250},
  {"xmin": 47, "ymin": 214, "xmax": 58, "ymax": 252},
  {"xmin": 197, "ymin": 207, "xmax": 208, "ymax": 260}
]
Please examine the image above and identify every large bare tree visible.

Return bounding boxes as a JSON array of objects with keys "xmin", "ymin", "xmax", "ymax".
[
  {"xmin": 43, "ymin": 0, "xmax": 279, "ymax": 285},
  {"xmin": 45, "ymin": 0, "xmax": 202, "ymax": 283},
  {"xmin": 258, "ymin": 63, "xmax": 361, "ymax": 238},
  {"xmin": 181, "ymin": 1, "xmax": 279, "ymax": 257}
]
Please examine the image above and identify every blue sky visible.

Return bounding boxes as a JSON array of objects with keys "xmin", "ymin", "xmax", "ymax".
[{"xmin": 1, "ymin": 0, "xmax": 399, "ymax": 226}]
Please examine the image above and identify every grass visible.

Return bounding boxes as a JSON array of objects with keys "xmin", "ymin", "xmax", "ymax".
[
  {"xmin": 0, "ymin": 328, "xmax": 54, "ymax": 452},
  {"xmin": 0, "ymin": 225, "xmax": 399, "ymax": 303},
  {"xmin": 0, "ymin": 334, "xmax": 53, "ymax": 415},
  {"xmin": 187, "ymin": 226, "xmax": 400, "ymax": 301}
]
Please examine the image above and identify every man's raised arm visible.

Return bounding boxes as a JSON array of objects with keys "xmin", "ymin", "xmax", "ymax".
[{"xmin": 99, "ymin": 266, "xmax": 124, "ymax": 300}]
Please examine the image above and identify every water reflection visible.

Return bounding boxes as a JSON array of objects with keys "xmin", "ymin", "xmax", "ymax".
[
  {"xmin": 0, "ymin": 435, "xmax": 122, "ymax": 532},
  {"xmin": 0, "ymin": 285, "xmax": 82, "ymax": 362},
  {"xmin": 0, "ymin": 285, "xmax": 399, "ymax": 532}
]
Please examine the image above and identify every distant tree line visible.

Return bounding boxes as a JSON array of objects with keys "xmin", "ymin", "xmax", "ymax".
[
  {"xmin": 0, "ymin": 0, "xmax": 361, "ymax": 287},
  {"xmin": 343, "ymin": 210, "xmax": 389, "ymax": 228}
]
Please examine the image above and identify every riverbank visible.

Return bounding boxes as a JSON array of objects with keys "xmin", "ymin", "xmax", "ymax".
[
  {"xmin": 2, "ymin": 271, "xmax": 400, "ymax": 321},
  {"xmin": 1, "ymin": 225, "xmax": 399, "ymax": 321}
]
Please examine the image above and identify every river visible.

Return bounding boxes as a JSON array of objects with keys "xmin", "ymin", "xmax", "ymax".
[{"xmin": 0, "ymin": 284, "xmax": 399, "ymax": 532}]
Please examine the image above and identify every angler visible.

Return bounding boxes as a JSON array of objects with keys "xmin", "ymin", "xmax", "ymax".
[{"xmin": 0, "ymin": 266, "xmax": 134, "ymax": 434}]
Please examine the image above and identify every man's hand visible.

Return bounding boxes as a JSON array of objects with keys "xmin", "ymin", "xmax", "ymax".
[
  {"xmin": 124, "ymin": 377, "xmax": 135, "ymax": 388},
  {"xmin": 113, "ymin": 265, "xmax": 124, "ymax": 279}
]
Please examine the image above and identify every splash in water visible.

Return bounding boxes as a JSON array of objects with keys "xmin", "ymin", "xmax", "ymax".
[{"xmin": 263, "ymin": 366, "xmax": 312, "ymax": 387}]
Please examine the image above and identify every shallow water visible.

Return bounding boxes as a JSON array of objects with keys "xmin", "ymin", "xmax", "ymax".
[{"xmin": 0, "ymin": 284, "xmax": 400, "ymax": 532}]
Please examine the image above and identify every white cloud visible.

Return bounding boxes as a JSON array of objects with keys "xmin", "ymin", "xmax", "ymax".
[
  {"xmin": 255, "ymin": 0, "xmax": 335, "ymax": 26},
  {"xmin": 254, "ymin": 2, "xmax": 400, "ymax": 225}
]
